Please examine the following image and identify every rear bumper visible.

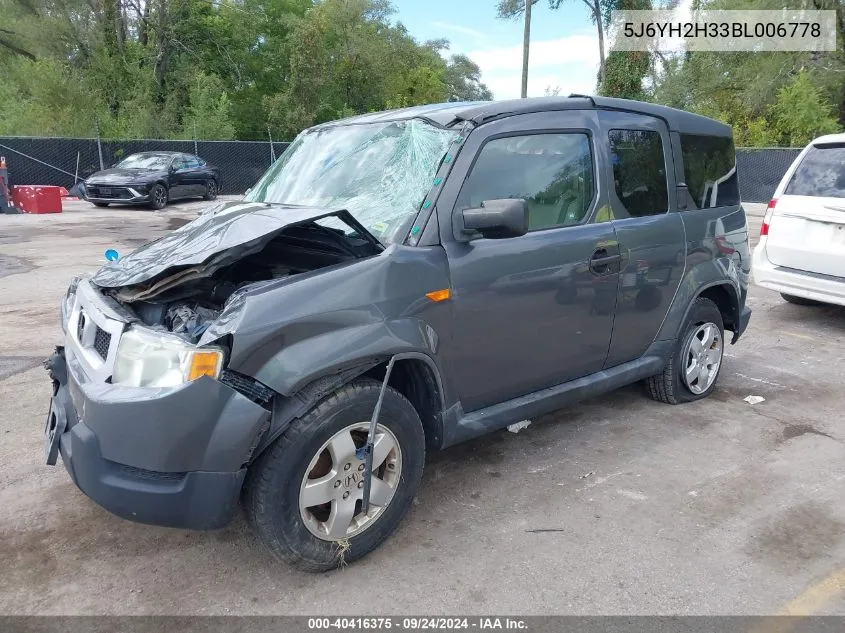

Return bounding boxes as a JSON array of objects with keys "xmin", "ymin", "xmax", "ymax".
[
  {"xmin": 46, "ymin": 347, "xmax": 270, "ymax": 530},
  {"xmin": 752, "ymin": 244, "xmax": 845, "ymax": 307}
]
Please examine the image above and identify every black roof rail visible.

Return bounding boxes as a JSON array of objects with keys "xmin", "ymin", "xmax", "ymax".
[{"xmin": 568, "ymin": 94, "xmax": 595, "ymax": 104}]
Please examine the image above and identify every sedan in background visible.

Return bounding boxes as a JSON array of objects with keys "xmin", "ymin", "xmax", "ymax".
[
  {"xmin": 84, "ymin": 151, "xmax": 220, "ymax": 210},
  {"xmin": 753, "ymin": 134, "xmax": 845, "ymax": 307}
]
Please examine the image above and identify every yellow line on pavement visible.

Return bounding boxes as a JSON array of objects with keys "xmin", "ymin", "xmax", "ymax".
[
  {"xmin": 778, "ymin": 567, "xmax": 845, "ymax": 616},
  {"xmin": 751, "ymin": 567, "xmax": 845, "ymax": 633},
  {"xmin": 780, "ymin": 331, "xmax": 815, "ymax": 341}
]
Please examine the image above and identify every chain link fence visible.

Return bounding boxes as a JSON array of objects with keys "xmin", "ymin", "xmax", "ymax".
[
  {"xmin": 0, "ymin": 137, "xmax": 290, "ymax": 196},
  {"xmin": 0, "ymin": 136, "xmax": 801, "ymax": 202},
  {"xmin": 735, "ymin": 147, "xmax": 802, "ymax": 203}
]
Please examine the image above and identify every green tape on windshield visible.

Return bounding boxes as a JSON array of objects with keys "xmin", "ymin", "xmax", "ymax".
[
  {"xmin": 444, "ymin": 154, "xmax": 452, "ymax": 164},
  {"xmin": 411, "ymin": 226, "xmax": 421, "ymax": 235},
  {"xmin": 422, "ymin": 200, "xmax": 431, "ymax": 209},
  {"xmin": 433, "ymin": 177, "xmax": 442, "ymax": 186}
]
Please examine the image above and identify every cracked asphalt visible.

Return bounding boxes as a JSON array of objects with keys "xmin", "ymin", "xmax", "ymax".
[{"xmin": 2, "ymin": 201, "xmax": 845, "ymax": 615}]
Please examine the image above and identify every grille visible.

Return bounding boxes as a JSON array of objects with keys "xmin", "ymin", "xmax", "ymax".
[
  {"xmin": 117, "ymin": 464, "xmax": 186, "ymax": 482},
  {"xmin": 76, "ymin": 312, "xmax": 86, "ymax": 342},
  {"xmin": 93, "ymin": 326, "xmax": 111, "ymax": 360},
  {"xmin": 88, "ymin": 186, "xmax": 132, "ymax": 200}
]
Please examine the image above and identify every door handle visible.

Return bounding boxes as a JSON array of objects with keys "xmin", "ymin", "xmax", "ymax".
[{"xmin": 589, "ymin": 249, "xmax": 621, "ymax": 275}]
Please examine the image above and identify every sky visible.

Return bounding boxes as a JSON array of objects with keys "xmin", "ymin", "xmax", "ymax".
[{"xmin": 391, "ymin": 0, "xmax": 601, "ymax": 100}]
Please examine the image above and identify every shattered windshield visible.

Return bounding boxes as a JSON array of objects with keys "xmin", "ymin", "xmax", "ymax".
[{"xmin": 244, "ymin": 119, "xmax": 458, "ymax": 243}]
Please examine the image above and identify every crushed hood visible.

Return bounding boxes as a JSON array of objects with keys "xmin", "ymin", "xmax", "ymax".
[{"xmin": 91, "ymin": 200, "xmax": 381, "ymax": 293}]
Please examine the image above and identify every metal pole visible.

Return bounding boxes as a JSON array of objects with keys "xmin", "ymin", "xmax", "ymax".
[
  {"xmin": 193, "ymin": 123, "xmax": 198, "ymax": 156},
  {"xmin": 74, "ymin": 151, "xmax": 80, "ymax": 185},
  {"xmin": 268, "ymin": 124, "xmax": 276, "ymax": 163},
  {"xmin": 521, "ymin": 0, "xmax": 532, "ymax": 99},
  {"xmin": 95, "ymin": 121, "xmax": 104, "ymax": 171}
]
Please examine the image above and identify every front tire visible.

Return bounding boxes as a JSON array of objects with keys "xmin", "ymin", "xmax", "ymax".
[
  {"xmin": 645, "ymin": 297, "xmax": 725, "ymax": 404},
  {"xmin": 148, "ymin": 183, "xmax": 168, "ymax": 210},
  {"xmin": 244, "ymin": 379, "xmax": 425, "ymax": 571},
  {"xmin": 781, "ymin": 293, "xmax": 820, "ymax": 306},
  {"xmin": 203, "ymin": 179, "xmax": 218, "ymax": 201}
]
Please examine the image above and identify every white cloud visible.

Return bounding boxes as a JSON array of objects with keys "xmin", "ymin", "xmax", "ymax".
[
  {"xmin": 430, "ymin": 21, "xmax": 487, "ymax": 40},
  {"xmin": 466, "ymin": 34, "xmax": 601, "ymax": 99}
]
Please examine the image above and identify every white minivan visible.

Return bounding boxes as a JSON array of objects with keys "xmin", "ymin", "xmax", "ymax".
[{"xmin": 753, "ymin": 134, "xmax": 845, "ymax": 307}]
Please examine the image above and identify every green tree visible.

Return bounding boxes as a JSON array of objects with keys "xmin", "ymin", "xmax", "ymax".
[
  {"xmin": 183, "ymin": 72, "xmax": 236, "ymax": 140},
  {"xmin": 0, "ymin": 0, "xmax": 495, "ymax": 140},
  {"xmin": 770, "ymin": 72, "xmax": 840, "ymax": 147}
]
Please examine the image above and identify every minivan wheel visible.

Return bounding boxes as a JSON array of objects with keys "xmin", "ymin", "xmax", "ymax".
[
  {"xmin": 781, "ymin": 293, "xmax": 820, "ymax": 306},
  {"xmin": 645, "ymin": 297, "xmax": 724, "ymax": 404},
  {"xmin": 243, "ymin": 379, "xmax": 425, "ymax": 572}
]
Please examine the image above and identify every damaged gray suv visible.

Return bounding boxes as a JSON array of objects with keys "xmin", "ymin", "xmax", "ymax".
[{"xmin": 45, "ymin": 96, "xmax": 751, "ymax": 570}]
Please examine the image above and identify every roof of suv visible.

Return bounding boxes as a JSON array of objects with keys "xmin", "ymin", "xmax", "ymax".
[{"xmin": 318, "ymin": 96, "xmax": 732, "ymax": 138}]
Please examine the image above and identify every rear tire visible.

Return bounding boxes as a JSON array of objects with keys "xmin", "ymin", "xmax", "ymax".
[
  {"xmin": 781, "ymin": 293, "xmax": 820, "ymax": 306},
  {"xmin": 148, "ymin": 183, "xmax": 168, "ymax": 210},
  {"xmin": 92, "ymin": 202, "xmax": 109, "ymax": 208},
  {"xmin": 244, "ymin": 379, "xmax": 425, "ymax": 572},
  {"xmin": 645, "ymin": 297, "xmax": 725, "ymax": 404}
]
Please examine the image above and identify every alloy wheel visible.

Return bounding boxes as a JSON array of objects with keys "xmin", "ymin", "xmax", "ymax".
[
  {"xmin": 299, "ymin": 422, "xmax": 402, "ymax": 541},
  {"xmin": 683, "ymin": 322, "xmax": 723, "ymax": 394}
]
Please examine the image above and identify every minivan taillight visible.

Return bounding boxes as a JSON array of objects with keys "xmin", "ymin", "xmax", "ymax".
[{"xmin": 761, "ymin": 199, "xmax": 776, "ymax": 236}]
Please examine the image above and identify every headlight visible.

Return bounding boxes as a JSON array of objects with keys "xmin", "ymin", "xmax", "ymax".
[
  {"xmin": 113, "ymin": 327, "xmax": 223, "ymax": 388},
  {"xmin": 60, "ymin": 275, "xmax": 84, "ymax": 332}
]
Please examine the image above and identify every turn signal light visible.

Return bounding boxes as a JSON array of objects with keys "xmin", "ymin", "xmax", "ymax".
[
  {"xmin": 760, "ymin": 199, "xmax": 776, "ymax": 236},
  {"xmin": 188, "ymin": 350, "xmax": 224, "ymax": 381},
  {"xmin": 425, "ymin": 288, "xmax": 451, "ymax": 302}
]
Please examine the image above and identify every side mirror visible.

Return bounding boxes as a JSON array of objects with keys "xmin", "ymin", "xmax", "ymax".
[
  {"xmin": 453, "ymin": 198, "xmax": 529, "ymax": 241},
  {"xmin": 169, "ymin": 164, "xmax": 177, "ymax": 173}
]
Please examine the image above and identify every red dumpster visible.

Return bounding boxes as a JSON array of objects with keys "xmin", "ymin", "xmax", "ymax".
[{"xmin": 11, "ymin": 186, "xmax": 63, "ymax": 214}]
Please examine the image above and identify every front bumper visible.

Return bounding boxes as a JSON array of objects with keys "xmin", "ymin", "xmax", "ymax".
[
  {"xmin": 85, "ymin": 184, "xmax": 151, "ymax": 205},
  {"xmin": 46, "ymin": 347, "xmax": 270, "ymax": 530},
  {"xmin": 752, "ymin": 244, "xmax": 845, "ymax": 307}
]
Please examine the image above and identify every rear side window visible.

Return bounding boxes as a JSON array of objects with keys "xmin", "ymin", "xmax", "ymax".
[
  {"xmin": 608, "ymin": 130, "xmax": 668, "ymax": 217},
  {"xmin": 456, "ymin": 133, "xmax": 595, "ymax": 231},
  {"xmin": 785, "ymin": 144, "xmax": 845, "ymax": 198},
  {"xmin": 681, "ymin": 134, "xmax": 740, "ymax": 208}
]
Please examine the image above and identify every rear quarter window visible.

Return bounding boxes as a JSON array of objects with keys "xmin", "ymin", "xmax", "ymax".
[
  {"xmin": 785, "ymin": 144, "xmax": 845, "ymax": 198},
  {"xmin": 680, "ymin": 134, "xmax": 740, "ymax": 209}
]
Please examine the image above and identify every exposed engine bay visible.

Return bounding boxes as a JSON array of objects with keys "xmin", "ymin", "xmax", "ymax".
[{"xmin": 91, "ymin": 205, "xmax": 383, "ymax": 342}]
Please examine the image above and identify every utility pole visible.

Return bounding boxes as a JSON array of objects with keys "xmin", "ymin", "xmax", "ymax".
[{"xmin": 521, "ymin": 0, "xmax": 533, "ymax": 98}]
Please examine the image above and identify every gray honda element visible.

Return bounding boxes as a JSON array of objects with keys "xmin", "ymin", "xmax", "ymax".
[{"xmin": 45, "ymin": 96, "xmax": 751, "ymax": 570}]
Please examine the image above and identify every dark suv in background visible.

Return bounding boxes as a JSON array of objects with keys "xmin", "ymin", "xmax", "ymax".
[{"xmin": 45, "ymin": 96, "xmax": 751, "ymax": 571}]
